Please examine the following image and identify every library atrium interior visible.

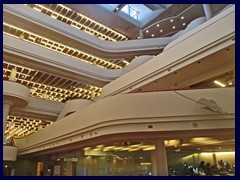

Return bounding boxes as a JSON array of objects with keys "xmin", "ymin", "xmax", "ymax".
[{"xmin": 3, "ymin": 4, "xmax": 235, "ymax": 176}]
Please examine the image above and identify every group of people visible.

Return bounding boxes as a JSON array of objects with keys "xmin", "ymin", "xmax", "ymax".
[{"xmin": 168, "ymin": 160, "xmax": 235, "ymax": 176}]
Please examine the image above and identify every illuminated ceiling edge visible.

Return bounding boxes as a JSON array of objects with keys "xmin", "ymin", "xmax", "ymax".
[
  {"xmin": 3, "ymin": 4, "xmax": 171, "ymax": 55},
  {"xmin": 3, "ymin": 35, "xmax": 122, "ymax": 83}
]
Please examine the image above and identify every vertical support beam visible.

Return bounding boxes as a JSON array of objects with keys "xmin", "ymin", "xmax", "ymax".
[
  {"xmin": 9, "ymin": 67, "xmax": 17, "ymax": 81},
  {"xmin": 155, "ymin": 139, "xmax": 168, "ymax": 176},
  {"xmin": 203, "ymin": 4, "xmax": 212, "ymax": 20},
  {"xmin": 3, "ymin": 100, "xmax": 13, "ymax": 133},
  {"xmin": 151, "ymin": 139, "xmax": 168, "ymax": 176},
  {"xmin": 212, "ymin": 153, "xmax": 217, "ymax": 165},
  {"xmin": 151, "ymin": 151, "xmax": 158, "ymax": 176},
  {"xmin": 91, "ymin": 90, "xmax": 96, "ymax": 100},
  {"xmin": 139, "ymin": 29, "xmax": 144, "ymax": 39}
]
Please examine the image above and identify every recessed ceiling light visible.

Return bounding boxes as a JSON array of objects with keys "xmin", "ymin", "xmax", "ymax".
[
  {"xmin": 160, "ymin": 29, "xmax": 163, "ymax": 32},
  {"xmin": 172, "ymin": 26, "xmax": 176, "ymax": 29},
  {"xmin": 151, "ymin": 34, "xmax": 154, "ymax": 37},
  {"xmin": 157, "ymin": 24, "xmax": 159, "ymax": 27},
  {"xmin": 214, "ymin": 80, "xmax": 226, "ymax": 87},
  {"xmin": 183, "ymin": 23, "xmax": 186, "ymax": 26},
  {"xmin": 181, "ymin": 16, "xmax": 184, "ymax": 19},
  {"xmin": 170, "ymin": 19, "xmax": 173, "ymax": 22},
  {"xmin": 146, "ymin": 30, "xmax": 149, "ymax": 33}
]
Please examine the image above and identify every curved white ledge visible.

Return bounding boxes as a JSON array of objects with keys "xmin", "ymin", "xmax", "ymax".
[
  {"xmin": 3, "ymin": 145, "xmax": 18, "ymax": 161},
  {"xmin": 3, "ymin": 81, "xmax": 30, "ymax": 106},
  {"xmin": 57, "ymin": 99, "xmax": 93, "ymax": 120},
  {"xmin": 15, "ymin": 87, "xmax": 235, "ymax": 155},
  {"xmin": 11, "ymin": 97, "xmax": 65, "ymax": 121},
  {"xmin": 3, "ymin": 4, "xmax": 172, "ymax": 56},
  {"xmin": 101, "ymin": 6, "xmax": 235, "ymax": 98}
]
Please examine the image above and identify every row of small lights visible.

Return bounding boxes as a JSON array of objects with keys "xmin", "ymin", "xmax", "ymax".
[
  {"xmin": 3, "ymin": 62, "xmax": 102, "ymax": 102},
  {"xmin": 4, "ymin": 115, "xmax": 53, "ymax": 138},
  {"xmin": 3, "ymin": 22, "xmax": 123, "ymax": 69},
  {"xmin": 27, "ymin": 4, "xmax": 128, "ymax": 42},
  {"xmin": 138, "ymin": 16, "xmax": 186, "ymax": 38},
  {"xmin": 83, "ymin": 140, "xmax": 186, "ymax": 152}
]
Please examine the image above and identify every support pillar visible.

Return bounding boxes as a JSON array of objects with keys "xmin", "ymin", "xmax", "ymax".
[
  {"xmin": 203, "ymin": 4, "xmax": 212, "ymax": 20},
  {"xmin": 9, "ymin": 67, "xmax": 17, "ymax": 81},
  {"xmin": 139, "ymin": 29, "xmax": 144, "ymax": 39},
  {"xmin": 3, "ymin": 100, "xmax": 13, "ymax": 133},
  {"xmin": 151, "ymin": 151, "xmax": 158, "ymax": 176},
  {"xmin": 151, "ymin": 139, "xmax": 168, "ymax": 176},
  {"xmin": 212, "ymin": 153, "xmax": 217, "ymax": 165}
]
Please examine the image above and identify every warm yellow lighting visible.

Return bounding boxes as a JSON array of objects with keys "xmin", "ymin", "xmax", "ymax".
[
  {"xmin": 96, "ymin": 144, "xmax": 104, "ymax": 148},
  {"xmin": 57, "ymin": 4, "xmax": 72, "ymax": 11},
  {"xmin": 143, "ymin": 146, "xmax": 155, "ymax": 151},
  {"xmin": 215, "ymin": 152, "xmax": 235, "ymax": 155},
  {"xmin": 146, "ymin": 30, "xmax": 149, "ymax": 33},
  {"xmin": 129, "ymin": 144, "xmax": 141, "ymax": 148},
  {"xmin": 160, "ymin": 29, "xmax": 163, "ymax": 32},
  {"xmin": 181, "ymin": 16, "xmax": 184, "ymax": 19},
  {"xmin": 128, "ymin": 148, "xmax": 140, "ymax": 152},
  {"xmin": 151, "ymin": 34, "xmax": 154, "ymax": 37},
  {"xmin": 157, "ymin": 24, "xmax": 159, "ymax": 27},
  {"xmin": 33, "ymin": 7, "xmax": 41, "ymax": 12},
  {"xmin": 172, "ymin": 26, "xmax": 176, "ymax": 29},
  {"xmin": 170, "ymin": 19, "xmax": 173, "ymax": 22},
  {"xmin": 3, "ymin": 22, "xmax": 122, "ymax": 69},
  {"xmin": 214, "ymin": 80, "xmax": 226, "ymax": 87},
  {"xmin": 201, "ymin": 152, "xmax": 213, "ymax": 155},
  {"xmin": 140, "ymin": 162, "xmax": 151, "ymax": 166},
  {"xmin": 29, "ymin": 4, "xmax": 127, "ymax": 42},
  {"xmin": 123, "ymin": 60, "xmax": 129, "ymax": 65},
  {"xmin": 183, "ymin": 23, "xmax": 186, "ymax": 26},
  {"xmin": 83, "ymin": 147, "xmax": 91, "ymax": 151}
]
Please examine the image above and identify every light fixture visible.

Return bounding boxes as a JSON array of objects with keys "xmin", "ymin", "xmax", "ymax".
[
  {"xmin": 214, "ymin": 80, "xmax": 226, "ymax": 87},
  {"xmin": 146, "ymin": 30, "xmax": 149, "ymax": 33},
  {"xmin": 183, "ymin": 23, "xmax": 186, "ymax": 26},
  {"xmin": 181, "ymin": 16, "xmax": 184, "ymax": 19},
  {"xmin": 160, "ymin": 29, "xmax": 163, "ymax": 32},
  {"xmin": 151, "ymin": 34, "xmax": 154, "ymax": 37},
  {"xmin": 157, "ymin": 24, "xmax": 159, "ymax": 27},
  {"xmin": 170, "ymin": 19, "xmax": 173, "ymax": 22},
  {"xmin": 3, "ymin": 23, "xmax": 122, "ymax": 69},
  {"xmin": 28, "ymin": 4, "xmax": 127, "ymax": 42},
  {"xmin": 172, "ymin": 26, "xmax": 176, "ymax": 29}
]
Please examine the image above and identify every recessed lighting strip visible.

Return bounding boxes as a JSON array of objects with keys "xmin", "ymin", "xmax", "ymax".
[
  {"xmin": 4, "ymin": 115, "xmax": 53, "ymax": 138},
  {"xmin": 3, "ymin": 22, "xmax": 122, "ymax": 69},
  {"xmin": 26, "ymin": 4, "xmax": 128, "ymax": 42},
  {"xmin": 3, "ymin": 62, "xmax": 102, "ymax": 102}
]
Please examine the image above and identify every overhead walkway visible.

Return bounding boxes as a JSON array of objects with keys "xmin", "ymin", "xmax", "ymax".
[
  {"xmin": 15, "ymin": 87, "xmax": 235, "ymax": 155},
  {"xmin": 3, "ymin": 5, "xmax": 235, "ymax": 87}
]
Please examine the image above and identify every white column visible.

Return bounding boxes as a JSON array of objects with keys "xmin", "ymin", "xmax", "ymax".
[
  {"xmin": 203, "ymin": 4, "xmax": 212, "ymax": 20},
  {"xmin": 139, "ymin": 29, "xmax": 144, "ymax": 39},
  {"xmin": 3, "ymin": 100, "xmax": 13, "ymax": 133},
  {"xmin": 91, "ymin": 90, "xmax": 96, "ymax": 100},
  {"xmin": 9, "ymin": 67, "xmax": 17, "ymax": 81},
  {"xmin": 151, "ymin": 151, "xmax": 158, "ymax": 176},
  {"xmin": 152, "ymin": 139, "xmax": 168, "ymax": 176}
]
